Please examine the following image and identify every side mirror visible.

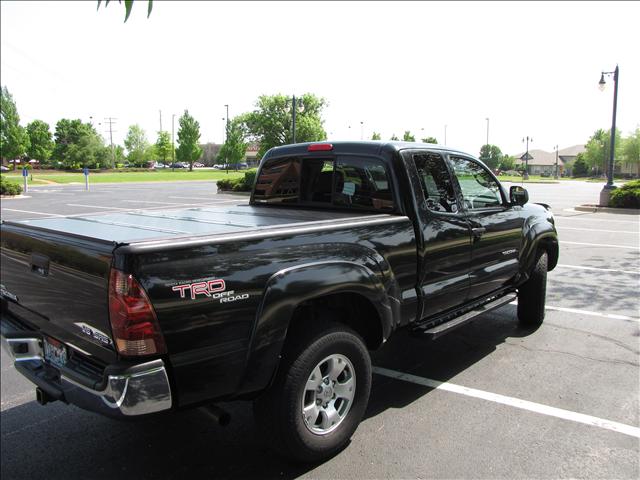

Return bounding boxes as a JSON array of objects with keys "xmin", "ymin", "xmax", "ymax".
[{"xmin": 510, "ymin": 185, "xmax": 529, "ymax": 206}]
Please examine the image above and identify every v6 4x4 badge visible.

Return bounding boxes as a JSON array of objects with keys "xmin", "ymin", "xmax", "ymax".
[{"xmin": 171, "ymin": 279, "xmax": 249, "ymax": 303}]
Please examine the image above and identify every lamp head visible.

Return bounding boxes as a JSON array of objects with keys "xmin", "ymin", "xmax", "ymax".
[{"xmin": 598, "ymin": 73, "xmax": 606, "ymax": 91}]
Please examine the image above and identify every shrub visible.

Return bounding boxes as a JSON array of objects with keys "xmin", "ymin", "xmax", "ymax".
[
  {"xmin": 609, "ymin": 180, "xmax": 640, "ymax": 208},
  {"xmin": 0, "ymin": 176, "xmax": 24, "ymax": 196},
  {"xmin": 216, "ymin": 169, "xmax": 257, "ymax": 192}
]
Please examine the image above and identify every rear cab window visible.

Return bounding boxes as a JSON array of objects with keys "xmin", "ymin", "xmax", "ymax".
[{"xmin": 253, "ymin": 155, "xmax": 396, "ymax": 212}]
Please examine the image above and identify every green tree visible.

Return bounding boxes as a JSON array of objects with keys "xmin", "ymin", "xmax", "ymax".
[
  {"xmin": 571, "ymin": 153, "xmax": 589, "ymax": 177},
  {"xmin": 155, "ymin": 131, "xmax": 172, "ymax": 165},
  {"xmin": 479, "ymin": 144, "xmax": 503, "ymax": 170},
  {"xmin": 217, "ymin": 119, "xmax": 248, "ymax": 170},
  {"xmin": 390, "ymin": 134, "xmax": 399, "ymax": 141},
  {"xmin": 421, "ymin": 136, "xmax": 438, "ymax": 144},
  {"xmin": 124, "ymin": 124, "xmax": 149, "ymax": 166},
  {"xmin": 240, "ymin": 93, "xmax": 327, "ymax": 158},
  {"xmin": 621, "ymin": 128, "xmax": 640, "ymax": 176},
  {"xmin": 97, "ymin": 0, "xmax": 153, "ymax": 23},
  {"xmin": 583, "ymin": 128, "xmax": 622, "ymax": 176},
  {"xmin": 403, "ymin": 131, "xmax": 415, "ymax": 142},
  {"xmin": 52, "ymin": 119, "xmax": 107, "ymax": 169},
  {"xmin": 26, "ymin": 120, "xmax": 54, "ymax": 165},
  {"xmin": 0, "ymin": 86, "xmax": 30, "ymax": 168},
  {"xmin": 175, "ymin": 110, "xmax": 203, "ymax": 171},
  {"xmin": 371, "ymin": 132, "xmax": 381, "ymax": 140},
  {"xmin": 498, "ymin": 154, "xmax": 516, "ymax": 171}
]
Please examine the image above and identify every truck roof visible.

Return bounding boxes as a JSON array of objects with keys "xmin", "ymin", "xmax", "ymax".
[{"xmin": 263, "ymin": 140, "xmax": 472, "ymax": 162}]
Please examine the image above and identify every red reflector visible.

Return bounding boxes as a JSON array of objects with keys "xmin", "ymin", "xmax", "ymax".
[
  {"xmin": 108, "ymin": 269, "xmax": 167, "ymax": 357},
  {"xmin": 308, "ymin": 143, "xmax": 333, "ymax": 152}
]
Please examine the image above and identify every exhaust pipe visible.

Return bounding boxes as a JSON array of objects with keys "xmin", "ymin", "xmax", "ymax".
[{"xmin": 201, "ymin": 404, "xmax": 231, "ymax": 427}]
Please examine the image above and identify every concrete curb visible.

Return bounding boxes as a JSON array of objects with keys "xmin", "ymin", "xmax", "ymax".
[
  {"xmin": 217, "ymin": 190, "xmax": 251, "ymax": 196},
  {"xmin": 574, "ymin": 204, "xmax": 640, "ymax": 215},
  {"xmin": 0, "ymin": 194, "xmax": 31, "ymax": 199}
]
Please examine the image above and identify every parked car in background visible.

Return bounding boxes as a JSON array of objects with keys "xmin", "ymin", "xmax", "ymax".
[
  {"xmin": 193, "ymin": 162, "xmax": 204, "ymax": 168},
  {"xmin": 0, "ymin": 165, "xmax": 9, "ymax": 172},
  {"xmin": 238, "ymin": 163, "xmax": 249, "ymax": 170},
  {"xmin": 170, "ymin": 162, "xmax": 185, "ymax": 169}
]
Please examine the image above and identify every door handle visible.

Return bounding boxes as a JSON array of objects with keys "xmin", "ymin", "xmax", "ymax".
[{"xmin": 471, "ymin": 227, "xmax": 486, "ymax": 241}]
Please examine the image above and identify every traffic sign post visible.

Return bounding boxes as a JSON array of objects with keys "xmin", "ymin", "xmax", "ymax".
[
  {"xmin": 22, "ymin": 167, "xmax": 28, "ymax": 193},
  {"xmin": 83, "ymin": 167, "xmax": 89, "ymax": 191}
]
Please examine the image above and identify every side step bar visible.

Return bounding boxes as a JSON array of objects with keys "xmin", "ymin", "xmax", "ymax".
[{"xmin": 415, "ymin": 293, "xmax": 517, "ymax": 340}]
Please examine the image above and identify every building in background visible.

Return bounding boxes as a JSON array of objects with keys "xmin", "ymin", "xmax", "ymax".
[
  {"xmin": 198, "ymin": 142, "xmax": 260, "ymax": 167},
  {"xmin": 513, "ymin": 145, "xmax": 585, "ymax": 176}
]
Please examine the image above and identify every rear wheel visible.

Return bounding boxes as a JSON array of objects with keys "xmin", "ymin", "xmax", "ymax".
[
  {"xmin": 518, "ymin": 251, "xmax": 548, "ymax": 326},
  {"xmin": 254, "ymin": 321, "xmax": 372, "ymax": 463}
]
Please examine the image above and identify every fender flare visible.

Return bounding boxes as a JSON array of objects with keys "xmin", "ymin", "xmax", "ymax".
[
  {"xmin": 520, "ymin": 221, "xmax": 559, "ymax": 278},
  {"xmin": 236, "ymin": 260, "xmax": 393, "ymax": 396}
]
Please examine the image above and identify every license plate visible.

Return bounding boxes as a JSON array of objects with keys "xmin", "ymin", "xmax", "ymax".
[{"xmin": 43, "ymin": 337, "xmax": 68, "ymax": 369}]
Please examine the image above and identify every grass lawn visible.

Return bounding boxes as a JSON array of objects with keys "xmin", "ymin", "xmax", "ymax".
[{"xmin": 1, "ymin": 169, "xmax": 245, "ymax": 185}]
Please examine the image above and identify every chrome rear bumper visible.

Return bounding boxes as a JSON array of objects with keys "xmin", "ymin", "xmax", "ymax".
[{"xmin": 1, "ymin": 333, "xmax": 172, "ymax": 417}]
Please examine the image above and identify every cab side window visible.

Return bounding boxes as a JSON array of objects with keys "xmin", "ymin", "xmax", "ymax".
[
  {"xmin": 448, "ymin": 156, "xmax": 503, "ymax": 209},
  {"xmin": 412, "ymin": 152, "xmax": 458, "ymax": 213}
]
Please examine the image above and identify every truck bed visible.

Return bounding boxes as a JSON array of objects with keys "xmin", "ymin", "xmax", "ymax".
[{"xmin": 5, "ymin": 205, "xmax": 392, "ymax": 245}]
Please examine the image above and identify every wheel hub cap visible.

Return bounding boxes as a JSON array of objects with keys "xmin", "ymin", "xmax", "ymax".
[{"xmin": 301, "ymin": 353, "xmax": 356, "ymax": 435}]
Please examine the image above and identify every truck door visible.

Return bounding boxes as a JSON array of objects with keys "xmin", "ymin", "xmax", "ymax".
[
  {"xmin": 447, "ymin": 155, "xmax": 524, "ymax": 300},
  {"xmin": 403, "ymin": 150, "xmax": 473, "ymax": 320}
]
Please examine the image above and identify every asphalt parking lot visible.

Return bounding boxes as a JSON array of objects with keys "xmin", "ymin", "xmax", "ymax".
[{"xmin": 1, "ymin": 180, "xmax": 639, "ymax": 479}]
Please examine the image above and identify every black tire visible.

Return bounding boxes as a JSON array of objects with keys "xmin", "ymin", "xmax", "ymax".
[
  {"xmin": 254, "ymin": 321, "xmax": 372, "ymax": 463},
  {"xmin": 518, "ymin": 251, "xmax": 548, "ymax": 326}
]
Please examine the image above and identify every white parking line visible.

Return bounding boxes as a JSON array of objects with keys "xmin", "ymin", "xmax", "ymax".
[
  {"xmin": 557, "ymin": 215, "xmax": 640, "ymax": 225},
  {"xmin": 562, "ymin": 241, "xmax": 640, "ymax": 250},
  {"xmin": 555, "ymin": 264, "xmax": 640, "ymax": 275},
  {"xmin": 1, "ymin": 208, "xmax": 63, "ymax": 217},
  {"xmin": 121, "ymin": 200, "xmax": 185, "ymax": 205},
  {"xmin": 508, "ymin": 301, "xmax": 640, "ymax": 323},
  {"xmin": 372, "ymin": 367, "xmax": 640, "ymax": 439},
  {"xmin": 66, "ymin": 204, "xmax": 129, "ymax": 210},
  {"xmin": 168, "ymin": 196, "xmax": 240, "ymax": 201},
  {"xmin": 558, "ymin": 227, "xmax": 639, "ymax": 234}
]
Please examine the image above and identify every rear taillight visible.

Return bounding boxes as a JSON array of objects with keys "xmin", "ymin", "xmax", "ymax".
[{"xmin": 108, "ymin": 269, "xmax": 166, "ymax": 357}]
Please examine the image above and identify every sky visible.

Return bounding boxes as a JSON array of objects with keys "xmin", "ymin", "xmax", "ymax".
[{"xmin": 1, "ymin": 1, "xmax": 638, "ymax": 157}]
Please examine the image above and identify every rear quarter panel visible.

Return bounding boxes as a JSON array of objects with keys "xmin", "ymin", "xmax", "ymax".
[{"xmin": 119, "ymin": 215, "xmax": 416, "ymax": 407}]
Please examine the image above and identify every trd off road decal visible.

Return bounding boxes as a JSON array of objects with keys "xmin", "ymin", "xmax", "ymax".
[{"xmin": 170, "ymin": 278, "xmax": 249, "ymax": 303}]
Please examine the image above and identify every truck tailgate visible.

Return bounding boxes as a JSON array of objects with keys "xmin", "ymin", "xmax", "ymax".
[{"xmin": 1, "ymin": 223, "xmax": 117, "ymax": 365}]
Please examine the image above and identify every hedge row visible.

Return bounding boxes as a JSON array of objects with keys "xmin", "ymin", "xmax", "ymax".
[
  {"xmin": 0, "ymin": 176, "xmax": 23, "ymax": 195},
  {"xmin": 217, "ymin": 169, "xmax": 257, "ymax": 192},
  {"xmin": 609, "ymin": 180, "xmax": 640, "ymax": 209}
]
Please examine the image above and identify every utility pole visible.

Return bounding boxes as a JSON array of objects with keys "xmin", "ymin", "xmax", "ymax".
[
  {"xmin": 444, "ymin": 125, "xmax": 447, "ymax": 145},
  {"xmin": 360, "ymin": 121, "xmax": 364, "ymax": 140},
  {"xmin": 159, "ymin": 110, "xmax": 163, "ymax": 132},
  {"xmin": 485, "ymin": 118, "xmax": 490, "ymax": 146},
  {"xmin": 554, "ymin": 144, "xmax": 559, "ymax": 179},
  {"xmin": 224, "ymin": 105, "xmax": 230, "ymax": 172},
  {"xmin": 104, "ymin": 117, "xmax": 117, "ymax": 168},
  {"xmin": 171, "ymin": 114, "xmax": 176, "ymax": 164}
]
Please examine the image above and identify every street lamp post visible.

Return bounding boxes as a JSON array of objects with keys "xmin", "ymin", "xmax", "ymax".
[
  {"xmin": 360, "ymin": 121, "xmax": 364, "ymax": 140},
  {"xmin": 598, "ymin": 65, "xmax": 619, "ymax": 206},
  {"xmin": 522, "ymin": 136, "xmax": 533, "ymax": 180},
  {"xmin": 554, "ymin": 144, "xmax": 559, "ymax": 180},
  {"xmin": 444, "ymin": 125, "xmax": 447, "ymax": 145}
]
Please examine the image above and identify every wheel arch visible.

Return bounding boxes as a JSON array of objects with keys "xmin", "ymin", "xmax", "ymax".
[{"xmin": 236, "ymin": 261, "xmax": 393, "ymax": 396}]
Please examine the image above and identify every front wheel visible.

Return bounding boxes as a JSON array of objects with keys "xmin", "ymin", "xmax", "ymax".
[
  {"xmin": 518, "ymin": 251, "xmax": 548, "ymax": 326},
  {"xmin": 254, "ymin": 322, "xmax": 372, "ymax": 463}
]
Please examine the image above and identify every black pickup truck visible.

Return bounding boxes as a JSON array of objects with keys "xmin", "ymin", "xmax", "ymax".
[{"xmin": 0, "ymin": 141, "xmax": 558, "ymax": 461}]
